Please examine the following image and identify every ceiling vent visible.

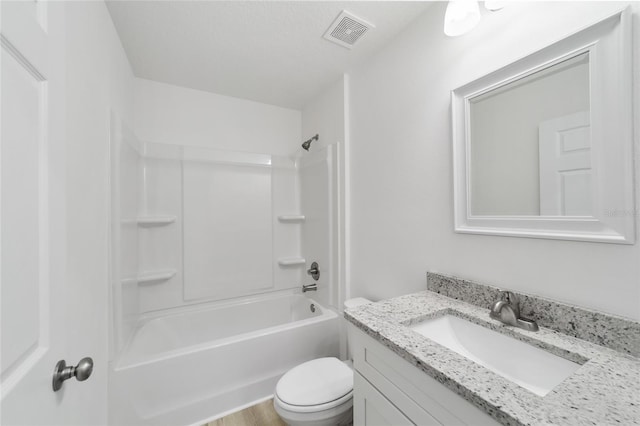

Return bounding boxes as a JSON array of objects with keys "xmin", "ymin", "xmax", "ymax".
[{"xmin": 323, "ymin": 10, "xmax": 374, "ymax": 49}]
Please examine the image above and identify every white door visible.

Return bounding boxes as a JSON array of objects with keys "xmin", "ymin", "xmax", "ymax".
[
  {"xmin": 538, "ymin": 111, "xmax": 592, "ymax": 216},
  {"xmin": 1, "ymin": 2, "xmax": 97, "ymax": 424}
]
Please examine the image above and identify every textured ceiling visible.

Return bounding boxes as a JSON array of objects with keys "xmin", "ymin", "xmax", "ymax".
[{"xmin": 106, "ymin": 1, "xmax": 433, "ymax": 109}]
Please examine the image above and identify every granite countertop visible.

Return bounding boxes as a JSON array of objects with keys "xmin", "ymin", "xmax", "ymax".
[{"xmin": 345, "ymin": 291, "xmax": 640, "ymax": 426}]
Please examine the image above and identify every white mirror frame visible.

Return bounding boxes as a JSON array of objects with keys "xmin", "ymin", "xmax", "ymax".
[{"xmin": 452, "ymin": 8, "xmax": 634, "ymax": 244}]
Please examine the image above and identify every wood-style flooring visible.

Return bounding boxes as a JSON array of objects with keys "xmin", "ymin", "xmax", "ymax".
[{"xmin": 205, "ymin": 399, "xmax": 287, "ymax": 426}]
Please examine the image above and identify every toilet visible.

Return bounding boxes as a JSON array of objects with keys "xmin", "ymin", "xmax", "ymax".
[{"xmin": 273, "ymin": 297, "xmax": 372, "ymax": 426}]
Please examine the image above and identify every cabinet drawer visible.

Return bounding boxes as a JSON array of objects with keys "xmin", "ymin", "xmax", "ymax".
[
  {"xmin": 354, "ymin": 372, "xmax": 414, "ymax": 426},
  {"xmin": 349, "ymin": 324, "xmax": 500, "ymax": 426}
]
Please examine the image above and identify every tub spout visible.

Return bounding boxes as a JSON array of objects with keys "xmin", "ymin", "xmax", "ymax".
[{"xmin": 302, "ymin": 283, "xmax": 317, "ymax": 293}]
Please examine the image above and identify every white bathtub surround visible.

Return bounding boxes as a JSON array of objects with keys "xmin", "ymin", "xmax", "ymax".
[
  {"xmin": 345, "ymin": 292, "xmax": 640, "ymax": 426},
  {"xmin": 126, "ymin": 142, "xmax": 339, "ymax": 314},
  {"xmin": 110, "ymin": 117, "xmax": 143, "ymax": 356},
  {"xmin": 109, "ymin": 130, "xmax": 339, "ymax": 321},
  {"xmin": 298, "ymin": 144, "xmax": 340, "ymax": 309},
  {"xmin": 110, "ymin": 294, "xmax": 338, "ymax": 426},
  {"xmin": 300, "ymin": 77, "xmax": 348, "ymax": 320},
  {"xmin": 109, "ymin": 112, "xmax": 343, "ymax": 424}
]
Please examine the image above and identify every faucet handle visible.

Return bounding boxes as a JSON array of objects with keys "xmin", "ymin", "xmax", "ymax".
[
  {"xmin": 498, "ymin": 290, "xmax": 520, "ymax": 316},
  {"xmin": 499, "ymin": 290, "xmax": 517, "ymax": 303},
  {"xmin": 306, "ymin": 261, "xmax": 320, "ymax": 281}
]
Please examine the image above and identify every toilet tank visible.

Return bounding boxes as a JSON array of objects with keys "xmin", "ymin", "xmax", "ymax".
[{"xmin": 343, "ymin": 297, "xmax": 372, "ymax": 310}]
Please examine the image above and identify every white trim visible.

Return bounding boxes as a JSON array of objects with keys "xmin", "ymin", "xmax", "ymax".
[
  {"xmin": 451, "ymin": 7, "xmax": 635, "ymax": 244},
  {"xmin": 339, "ymin": 73, "xmax": 350, "ymax": 361},
  {"xmin": 0, "ymin": 35, "xmax": 46, "ymax": 81}
]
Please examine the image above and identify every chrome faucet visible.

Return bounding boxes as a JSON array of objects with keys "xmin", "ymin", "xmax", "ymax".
[
  {"xmin": 302, "ymin": 283, "xmax": 317, "ymax": 293},
  {"xmin": 490, "ymin": 291, "xmax": 539, "ymax": 332}
]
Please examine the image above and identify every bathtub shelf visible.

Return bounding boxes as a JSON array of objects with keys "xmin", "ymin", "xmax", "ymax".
[
  {"xmin": 277, "ymin": 257, "xmax": 306, "ymax": 267},
  {"xmin": 137, "ymin": 215, "xmax": 176, "ymax": 226},
  {"xmin": 136, "ymin": 269, "xmax": 177, "ymax": 284},
  {"xmin": 277, "ymin": 215, "xmax": 306, "ymax": 223}
]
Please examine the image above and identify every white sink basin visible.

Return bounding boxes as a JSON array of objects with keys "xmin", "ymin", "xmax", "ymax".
[{"xmin": 410, "ymin": 315, "xmax": 582, "ymax": 396}]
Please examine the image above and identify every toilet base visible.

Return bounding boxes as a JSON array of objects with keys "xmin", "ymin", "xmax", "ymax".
[{"xmin": 273, "ymin": 398, "xmax": 352, "ymax": 426}]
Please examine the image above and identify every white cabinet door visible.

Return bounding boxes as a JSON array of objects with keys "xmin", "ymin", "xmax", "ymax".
[
  {"xmin": 1, "ymin": 2, "xmax": 100, "ymax": 424},
  {"xmin": 354, "ymin": 372, "xmax": 414, "ymax": 426}
]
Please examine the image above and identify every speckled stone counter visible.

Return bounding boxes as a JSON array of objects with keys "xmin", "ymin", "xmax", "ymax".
[
  {"xmin": 345, "ymin": 291, "xmax": 640, "ymax": 426},
  {"xmin": 427, "ymin": 272, "xmax": 640, "ymax": 357}
]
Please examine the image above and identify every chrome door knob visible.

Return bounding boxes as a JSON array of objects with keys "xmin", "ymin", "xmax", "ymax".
[{"xmin": 52, "ymin": 357, "xmax": 93, "ymax": 391}]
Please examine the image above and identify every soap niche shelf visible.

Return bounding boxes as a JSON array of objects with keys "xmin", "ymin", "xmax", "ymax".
[
  {"xmin": 277, "ymin": 257, "xmax": 306, "ymax": 267},
  {"xmin": 277, "ymin": 215, "xmax": 305, "ymax": 223},
  {"xmin": 137, "ymin": 215, "xmax": 176, "ymax": 227}
]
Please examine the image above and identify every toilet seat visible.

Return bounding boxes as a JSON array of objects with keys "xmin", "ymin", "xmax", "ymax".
[
  {"xmin": 275, "ymin": 390, "xmax": 352, "ymax": 413},
  {"xmin": 275, "ymin": 357, "xmax": 353, "ymax": 414}
]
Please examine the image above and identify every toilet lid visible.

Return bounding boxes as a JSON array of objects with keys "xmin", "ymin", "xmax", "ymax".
[{"xmin": 276, "ymin": 357, "xmax": 353, "ymax": 408}]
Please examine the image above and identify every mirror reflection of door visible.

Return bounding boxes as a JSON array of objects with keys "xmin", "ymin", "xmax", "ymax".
[
  {"xmin": 469, "ymin": 52, "xmax": 590, "ymax": 217},
  {"xmin": 538, "ymin": 111, "xmax": 592, "ymax": 216}
]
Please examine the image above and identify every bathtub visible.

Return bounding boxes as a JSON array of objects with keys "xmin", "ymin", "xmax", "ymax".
[{"xmin": 109, "ymin": 293, "xmax": 339, "ymax": 426}]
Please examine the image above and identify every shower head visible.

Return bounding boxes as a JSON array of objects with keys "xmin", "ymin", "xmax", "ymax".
[{"xmin": 302, "ymin": 134, "xmax": 319, "ymax": 151}]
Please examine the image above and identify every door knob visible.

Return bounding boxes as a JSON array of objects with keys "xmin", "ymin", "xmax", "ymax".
[{"xmin": 52, "ymin": 357, "xmax": 93, "ymax": 391}]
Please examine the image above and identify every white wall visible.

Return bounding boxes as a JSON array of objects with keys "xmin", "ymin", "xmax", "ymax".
[
  {"xmin": 134, "ymin": 78, "xmax": 301, "ymax": 155},
  {"xmin": 65, "ymin": 1, "xmax": 135, "ymax": 423},
  {"xmin": 348, "ymin": 2, "xmax": 640, "ymax": 320},
  {"xmin": 302, "ymin": 79, "xmax": 346, "ymax": 152}
]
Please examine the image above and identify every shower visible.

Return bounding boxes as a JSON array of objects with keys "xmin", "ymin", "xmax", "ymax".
[
  {"xmin": 108, "ymin": 115, "xmax": 341, "ymax": 425},
  {"xmin": 302, "ymin": 134, "xmax": 319, "ymax": 151}
]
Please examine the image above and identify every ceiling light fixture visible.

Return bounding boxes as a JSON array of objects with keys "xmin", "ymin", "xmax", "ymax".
[
  {"xmin": 444, "ymin": 0, "xmax": 505, "ymax": 37},
  {"xmin": 444, "ymin": 0, "xmax": 481, "ymax": 37}
]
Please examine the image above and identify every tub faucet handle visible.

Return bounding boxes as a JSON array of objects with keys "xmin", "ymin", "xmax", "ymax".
[{"xmin": 307, "ymin": 262, "xmax": 320, "ymax": 281}]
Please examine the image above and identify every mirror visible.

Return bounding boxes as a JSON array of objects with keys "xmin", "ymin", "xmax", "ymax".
[
  {"xmin": 469, "ymin": 53, "xmax": 590, "ymax": 217},
  {"xmin": 452, "ymin": 8, "xmax": 634, "ymax": 243}
]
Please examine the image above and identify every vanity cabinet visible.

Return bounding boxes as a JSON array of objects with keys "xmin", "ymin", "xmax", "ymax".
[
  {"xmin": 349, "ymin": 324, "xmax": 500, "ymax": 426},
  {"xmin": 354, "ymin": 372, "xmax": 413, "ymax": 426}
]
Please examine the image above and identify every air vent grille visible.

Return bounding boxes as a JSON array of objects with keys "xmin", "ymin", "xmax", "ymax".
[{"xmin": 323, "ymin": 11, "xmax": 374, "ymax": 49}]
